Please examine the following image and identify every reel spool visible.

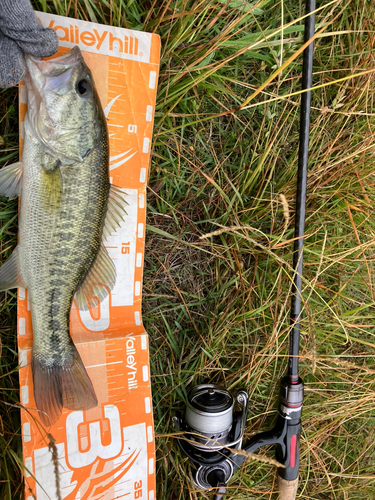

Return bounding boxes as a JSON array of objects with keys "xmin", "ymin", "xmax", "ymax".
[
  {"xmin": 185, "ymin": 384, "xmax": 236, "ymax": 451},
  {"xmin": 173, "ymin": 384, "xmax": 249, "ymax": 499}
]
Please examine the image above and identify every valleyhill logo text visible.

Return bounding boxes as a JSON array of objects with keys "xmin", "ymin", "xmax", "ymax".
[
  {"xmin": 126, "ymin": 336, "xmax": 138, "ymax": 390},
  {"xmin": 46, "ymin": 20, "xmax": 140, "ymax": 55}
]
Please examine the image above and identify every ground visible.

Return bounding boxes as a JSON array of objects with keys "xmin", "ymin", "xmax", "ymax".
[{"xmin": 1, "ymin": 1, "xmax": 375, "ymax": 499}]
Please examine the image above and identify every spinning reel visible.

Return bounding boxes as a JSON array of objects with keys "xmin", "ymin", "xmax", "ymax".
[
  {"xmin": 173, "ymin": 2, "xmax": 315, "ymax": 498},
  {"xmin": 174, "ymin": 380, "xmax": 303, "ymax": 500},
  {"xmin": 173, "ymin": 385, "xmax": 249, "ymax": 496}
]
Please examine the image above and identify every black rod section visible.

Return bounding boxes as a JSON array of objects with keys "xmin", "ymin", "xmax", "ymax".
[{"xmin": 288, "ymin": 0, "xmax": 316, "ymax": 383}]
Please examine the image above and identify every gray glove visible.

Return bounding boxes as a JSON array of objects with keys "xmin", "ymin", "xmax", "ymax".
[{"xmin": 0, "ymin": 0, "xmax": 58, "ymax": 88}]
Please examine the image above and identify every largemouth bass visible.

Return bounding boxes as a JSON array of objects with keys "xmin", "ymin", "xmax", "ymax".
[{"xmin": 0, "ymin": 46, "xmax": 127, "ymax": 425}]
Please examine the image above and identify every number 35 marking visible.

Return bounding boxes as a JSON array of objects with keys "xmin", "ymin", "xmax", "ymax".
[{"xmin": 134, "ymin": 480, "xmax": 142, "ymax": 498}]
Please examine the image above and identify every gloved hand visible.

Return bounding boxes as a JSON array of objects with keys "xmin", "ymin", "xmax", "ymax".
[{"xmin": 0, "ymin": 0, "xmax": 58, "ymax": 88}]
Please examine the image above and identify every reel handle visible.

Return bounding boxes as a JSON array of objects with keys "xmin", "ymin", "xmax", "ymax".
[
  {"xmin": 277, "ymin": 476, "xmax": 299, "ymax": 500},
  {"xmin": 207, "ymin": 469, "xmax": 226, "ymax": 500}
]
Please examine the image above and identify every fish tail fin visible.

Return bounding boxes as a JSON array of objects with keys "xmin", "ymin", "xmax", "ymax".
[{"xmin": 32, "ymin": 349, "xmax": 98, "ymax": 426}]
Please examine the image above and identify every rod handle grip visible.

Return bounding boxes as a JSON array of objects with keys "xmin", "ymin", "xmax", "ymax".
[{"xmin": 277, "ymin": 476, "xmax": 298, "ymax": 500}]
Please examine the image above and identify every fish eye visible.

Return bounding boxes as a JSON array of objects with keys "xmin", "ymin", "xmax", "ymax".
[{"xmin": 77, "ymin": 79, "xmax": 91, "ymax": 96}]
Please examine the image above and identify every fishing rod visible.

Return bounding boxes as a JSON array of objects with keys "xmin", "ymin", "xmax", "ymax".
[{"xmin": 173, "ymin": 1, "xmax": 316, "ymax": 499}]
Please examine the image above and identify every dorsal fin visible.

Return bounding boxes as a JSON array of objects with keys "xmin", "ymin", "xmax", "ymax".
[
  {"xmin": 102, "ymin": 185, "xmax": 128, "ymax": 241},
  {"xmin": 74, "ymin": 185, "xmax": 128, "ymax": 311},
  {"xmin": 74, "ymin": 243, "xmax": 116, "ymax": 311}
]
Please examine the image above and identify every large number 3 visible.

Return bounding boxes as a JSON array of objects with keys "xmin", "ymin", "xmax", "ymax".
[{"xmin": 66, "ymin": 405, "xmax": 122, "ymax": 468}]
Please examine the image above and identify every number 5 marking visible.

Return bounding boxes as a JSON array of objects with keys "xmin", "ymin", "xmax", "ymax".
[{"xmin": 77, "ymin": 293, "xmax": 110, "ymax": 332}]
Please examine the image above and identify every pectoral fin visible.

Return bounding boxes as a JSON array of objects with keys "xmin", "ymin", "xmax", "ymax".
[
  {"xmin": 0, "ymin": 162, "xmax": 23, "ymax": 199},
  {"xmin": 74, "ymin": 243, "xmax": 116, "ymax": 311},
  {"xmin": 0, "ymin": 246, "xmax": 25, "ymax": 291},
  {"xmin": 102, "ymin": 185, "xmax": 128, "ymax": 241},
  {"xmin": 40, "ymin": 164, "xmax": 62, "ymax": 211}
]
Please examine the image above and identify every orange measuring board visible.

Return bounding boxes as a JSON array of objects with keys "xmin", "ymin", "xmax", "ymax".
[{"xmin": 17, "ymin": 12, "xmax": 160, "ymax": 500}]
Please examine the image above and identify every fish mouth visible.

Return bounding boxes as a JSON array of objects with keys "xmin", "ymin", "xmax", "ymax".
[
  {"xmin": 25, "ymin": 45, "xmax": 83, "ymax": 79},
  {"xmin": 25, "ymin": 45, "xmax": 84, "ymax": 96},
  {"xmin": 24, "ymin": 46, "xmax": 86, "ymax": 161}
]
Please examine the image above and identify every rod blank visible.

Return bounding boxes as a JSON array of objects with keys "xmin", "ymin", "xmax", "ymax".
[{"xmin": 288, "ymin": 0, "xmax": 316, "ymax": 383}]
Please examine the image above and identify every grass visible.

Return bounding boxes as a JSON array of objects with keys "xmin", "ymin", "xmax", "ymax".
[{"xmin": 1, "ymin": 0, "xmax": 375, "ymax": 498}]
